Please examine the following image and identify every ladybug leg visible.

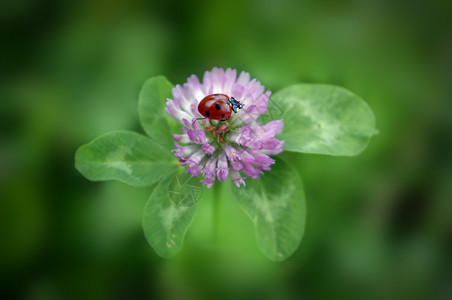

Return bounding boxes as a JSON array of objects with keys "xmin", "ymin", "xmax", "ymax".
[{"xmin": 192, "ymin": 117, "xmax": 206, "ymax": 125}]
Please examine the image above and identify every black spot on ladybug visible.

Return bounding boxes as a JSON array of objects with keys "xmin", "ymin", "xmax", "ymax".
[
  {"xmin": 215, "ymin": 103, "xmax": 221, "ymax": 110},
  {"xmin": 205, "ymin": 110, "xmax": 210, "ymax": 117},
  {"xmin": 214, "ymin": 94, "xmax": 219, "ymax": 98},
  {"xmin": 221, "ymin": 113, "xmax": 225, "ymax": 118}
]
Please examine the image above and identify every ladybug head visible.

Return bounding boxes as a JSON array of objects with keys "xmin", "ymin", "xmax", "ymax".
[{"xmin": 228, "ymin": 97, "xmax": 245, "ymax": 113}]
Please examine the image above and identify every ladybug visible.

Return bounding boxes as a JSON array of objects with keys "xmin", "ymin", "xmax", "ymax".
[{"xmin": 197, "ymin": 94, "xmax": 244, "ymax": 121}]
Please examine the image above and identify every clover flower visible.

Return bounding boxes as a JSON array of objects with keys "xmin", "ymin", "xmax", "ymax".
[{"xmin": 165, "ymin": 67, "xmax": 284, "ymax": 188}]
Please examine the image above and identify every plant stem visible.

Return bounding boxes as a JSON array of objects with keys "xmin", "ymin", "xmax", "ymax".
[{"xmin": 212, "ymin": 182, "xmax": 222, "ymax": 247}]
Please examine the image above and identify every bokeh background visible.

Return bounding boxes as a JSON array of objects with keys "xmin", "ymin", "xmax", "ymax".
[{"xmin": 1, "ymin": 0, "xmax": 451, "ymax": 299}]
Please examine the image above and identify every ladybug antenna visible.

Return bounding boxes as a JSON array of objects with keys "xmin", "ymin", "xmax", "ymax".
[{"xmin": 228, "ymin": 97, "xmax": 245, "ymax": 113}]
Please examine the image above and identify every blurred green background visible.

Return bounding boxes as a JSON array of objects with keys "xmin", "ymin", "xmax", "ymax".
[{"xmin": 1, "ymin": 0, "xmax": 451, "ymax": 299}]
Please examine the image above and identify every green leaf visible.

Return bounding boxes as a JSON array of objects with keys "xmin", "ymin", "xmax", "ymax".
[
  {"xmin": 138, "ymin": 76, "xmax": 179, "ymax": 153},
  {"xmin": 233, "ymin": 158, "xmax": 306, "ymax": 261},
  {"xmin": 142, "ymin": 170, "xmax": 200, "ymax": 258},
  {"xmin": 75, "ymin": 130, "xmax": 177, "ymax": 187},
  {"xmin": 271, "ymin": 84, "xmax": 378, "ymax": 156}
]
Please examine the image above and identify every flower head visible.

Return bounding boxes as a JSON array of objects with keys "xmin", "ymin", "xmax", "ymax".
[{"xmin": 166, "ymin": 67, "xmax": 284, "ymax": 188}]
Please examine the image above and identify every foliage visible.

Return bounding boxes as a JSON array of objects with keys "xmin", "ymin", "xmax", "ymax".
[{"xmin": 75, "ymin": 76, "xmax": 376, "ymax": 260}]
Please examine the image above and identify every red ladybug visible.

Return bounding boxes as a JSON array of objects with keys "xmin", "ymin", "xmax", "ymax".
[{"xmin": 197, "ymin": 94, "xmax": 244, "ymax": 121}]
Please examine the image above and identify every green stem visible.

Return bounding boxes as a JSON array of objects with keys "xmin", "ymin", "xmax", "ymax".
[{"xmin": 212, "ymin": 182, "xmax": 223, "ymax": 247}]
